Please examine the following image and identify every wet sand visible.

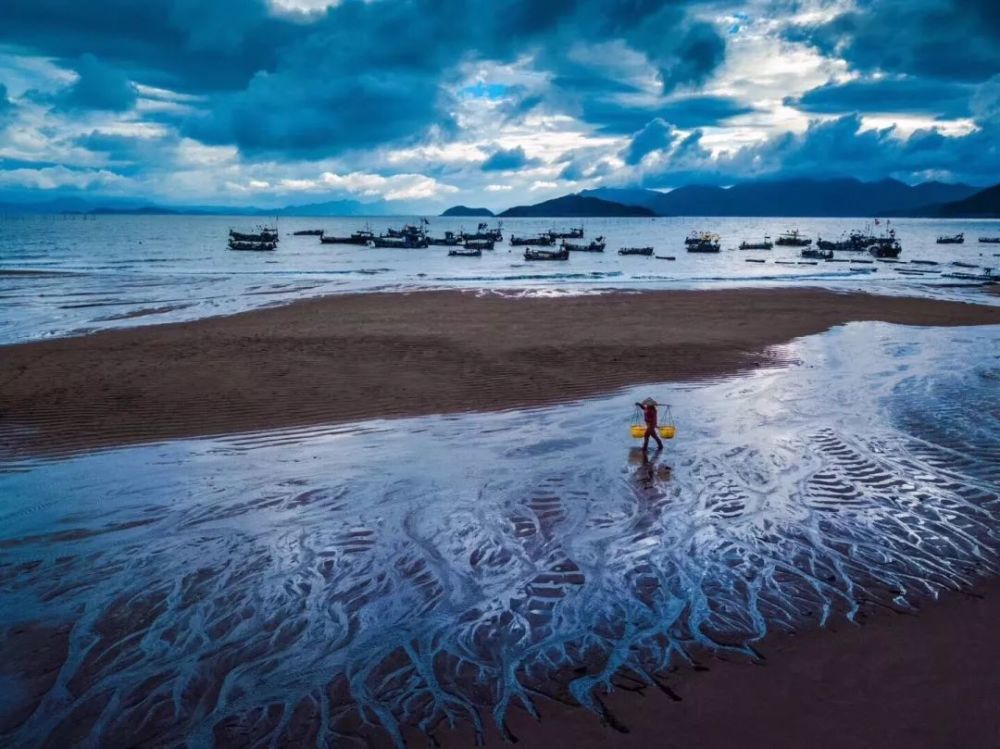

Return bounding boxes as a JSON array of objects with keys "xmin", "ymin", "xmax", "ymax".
[
  {"xmin": 2, "ymin": 287, "xmax": 1000, "ymax": 454},
  {"xmin": 434, "ymin": 581, "xmax": 1000, "ymax": 749}
]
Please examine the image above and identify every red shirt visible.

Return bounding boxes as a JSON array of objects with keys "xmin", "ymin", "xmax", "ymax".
[{"xmin": 643, "ymin": 405, "xmax": 657, "ymax": 427}]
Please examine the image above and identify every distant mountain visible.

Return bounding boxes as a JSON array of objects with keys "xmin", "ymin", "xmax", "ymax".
[
  {"xmin": 499, "ymin": 194, "xmax": 655, "ymax": 218},
  {"xmin": 441, "ymin": 205, "xmax": 494, "ymax": 217},
  {"xmin": 90, "ymin": 205, "xmax": 186, "ymax": 215},
  {"xmin": 273, "ymin": 199, "xmax": 390, "ymax": 217},
  {"xmin": 913, "ymin": 183, "xmax": 1000, "ymax": 218},
  {"xmin": 583, "ymin": 178, "xmax": 979, "ymax": 217}
]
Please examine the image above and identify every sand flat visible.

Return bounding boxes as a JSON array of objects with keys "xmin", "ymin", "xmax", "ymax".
[{"xmin": 2, "ymin": 287, "xmax": 1000, "ymax": 454}]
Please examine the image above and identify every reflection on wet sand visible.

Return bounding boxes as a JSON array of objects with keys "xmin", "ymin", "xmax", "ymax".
[{"xmin": 0, "ymin": 322, "xmax": 998, "ymax": 746}]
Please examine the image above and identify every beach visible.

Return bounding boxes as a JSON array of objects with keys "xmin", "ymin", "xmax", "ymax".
[
  {"xmin": 3, "ymin": 287, "xmax": 1000, "ymax": 455},
  {"xmin": 2, "ymin": 285, "xmax": 1000, "ymax": 748}
]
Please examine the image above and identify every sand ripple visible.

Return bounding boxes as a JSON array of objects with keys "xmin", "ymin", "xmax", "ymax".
[{"xmin": 0, "ymin": 322, "xmax": 998, "ymax": 746}]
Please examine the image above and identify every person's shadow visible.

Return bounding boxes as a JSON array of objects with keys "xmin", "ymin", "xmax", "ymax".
[{"xmin": 628, "ymin": 447, "xmax": 672, "ymax": 489}]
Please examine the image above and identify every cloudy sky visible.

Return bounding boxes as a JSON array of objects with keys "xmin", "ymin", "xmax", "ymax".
[{"xmin": 0, "ymin": 0, "xmax": 997, "ymax": 211}]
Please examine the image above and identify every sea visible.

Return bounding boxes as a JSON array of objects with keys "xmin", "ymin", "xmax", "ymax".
[
  {"xmin": 1, "ymin": 214, "xmax": 998, "ymax": 344},
  {"xmin": 1, "ymin": 214, "xmax": 999, "ymax": 745}
]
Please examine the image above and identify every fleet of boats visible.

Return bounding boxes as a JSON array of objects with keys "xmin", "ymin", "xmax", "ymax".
[{"xmin": 225, "ymin": 220, "xmax": 996, "ymax": 280}]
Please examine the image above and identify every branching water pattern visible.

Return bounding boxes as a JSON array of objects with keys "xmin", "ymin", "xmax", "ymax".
[{"xmin": 1, "ymin": 322, "xmax": 998, "ymax": 747}]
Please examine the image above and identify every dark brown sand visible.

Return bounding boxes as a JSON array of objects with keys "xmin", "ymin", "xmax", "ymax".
[
  {"xmin": 2, "ymin": 287, "xmax": 1000, "ymax": 454},
  {"xmin": 434, "ymin": 581, "xmax": 1000, "ymax": 749}
]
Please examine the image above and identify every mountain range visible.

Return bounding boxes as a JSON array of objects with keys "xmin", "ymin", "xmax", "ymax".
[
  {"xmin": 2, "ymin": 178, "xmax": 996, "ymax": 218},
  {"xmin": 497, "ymin": 194, "xmax": 655, "ymax": 218},
  {"xmin": 581, "ymin": 178, "xmax": 981, "ymax": 217}
]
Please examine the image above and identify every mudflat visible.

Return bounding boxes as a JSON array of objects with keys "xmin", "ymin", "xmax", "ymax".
[{"xmin": 2, "ymin": 287, "xmax": 1000, "ymax": 454}]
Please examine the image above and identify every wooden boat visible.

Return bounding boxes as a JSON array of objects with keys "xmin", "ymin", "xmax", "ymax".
[
  {"xmin": 427, "ymin": 231, "xmax": 462, "ymax": 246},
  {"xmin": 292, "ymin": 229, "xmax": 324, "ymax": 236},
  {"xmin": 321, "ymin": 228, "xmax": 374, "ymax": 245},
  {"xmin": 910, "ymin": 259, "xmax": 938, "ymax": 266},
  {"xmin": 510, "ymin": 234, "xmax": 554, "ymax": 246},
  {"xmin": 979, "ymin": 237, "xmax": 1000, "ymax": 243},
  {"xmin": 745, "ymin": 258, "xmax": 767, "ymax": 263},
  {"xmin": 687, "ymin": 234, "xmax": 721, "ymax": 253},
  {"xmin": 228, "ymin": 239, "xmax": 276, "ymax": 252},
  {"xmin": 739, "ymin": 237, "xmax": 772, "ymax": 250},
  {"xmin": 230, "ymin": 228, "xmax": 278, "ymax": 243},
  {"xmin": 936, "ymin": 233, "xmax": 964, "ymax": 244},
  {"xmin": 655, "ymin": 255, "xmax": 676, "ymax": 261},
  {"xmin": 524, "ymin": 247, "xmax": 569, "ymax": 261},
  {"xmin": 461, "ymin": 222, "xmax": 503, "ymax": 242},
  {"xmin": 775, "ymin": 230, "xmax": 812, "ymax": 247},
  {"xmin": 564, "ymin": 236, "xmax": 606, "ymax": 252},
  {"xmin": 816, "ymin": 238, "xmax": 854, "ymax": 251},
  {"xmin": 801, "ymin": 247, "xmax": 833, "ymax": 260},
  {"xmin": 869, "ymin": 240, "xmax": 901, "ymax": 258},
  {"xmin": 952, "ymin": 261, "xmax": 978, "ymax": 268},
  {"xmin": 463, "ymin": 238, "xmax": 495, "ymax": 251},
  {"xmin": 618, "ymin": 246, "xmax": 653, "ymax": 256},
  {"xmin": 448, "ymin": 247, "xmax": 482, "ymax": 257},
  {"xmin": 548, "ymin": 227, "xmax": 584, "ymax": 239}
]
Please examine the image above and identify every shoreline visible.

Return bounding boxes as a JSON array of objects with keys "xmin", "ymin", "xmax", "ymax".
[{"xmin": 2, "ymin": 287, "xmax": 1000, "ymax": 455}]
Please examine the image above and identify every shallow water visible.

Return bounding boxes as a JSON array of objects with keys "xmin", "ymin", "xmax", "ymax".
[
  {"xmin": 1, "ymin": 322, "xmax": 998, "ymax": 745},
  {"xmin": 1, "ymin": 214, "xmax": 998, "ymax": 343}
]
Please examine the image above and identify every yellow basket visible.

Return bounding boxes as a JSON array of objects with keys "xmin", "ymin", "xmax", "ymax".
[{"xmin": 630, "ymin": 424, "xmax": 676, "ymax": 439}]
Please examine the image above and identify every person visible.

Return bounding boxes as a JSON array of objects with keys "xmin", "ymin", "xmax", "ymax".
[{"xmin": 635, "ymin": 398, "xmax": 663, "ymax": 451}]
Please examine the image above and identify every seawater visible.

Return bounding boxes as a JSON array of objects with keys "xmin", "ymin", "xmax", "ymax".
[
  {"xmin": 1, "ymin": 323, "xmax": 998, "ymax": 745},
  {"xmin": 1, "ymin": 214, "xmax": 998, "ymax": 343}
]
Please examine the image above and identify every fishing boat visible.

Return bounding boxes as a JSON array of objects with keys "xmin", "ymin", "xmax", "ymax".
[
  {"xmin": 548, "ymin": 227, "xmax": 584, "ymax": 240},
  {"xmin": 739, "ymin": 237, "xmax": 772, "ymax": 250},
  {"xmin": 687, "ymin": 234, "xmax": 721, "ymax": 253},
  {"xmin": 524, "ymin": 247, "xmax": 569, "ymax": 261},
  {"xmin": 978, "ymin": 237, "xmax": 1000, "ymax": 243},
  {"xmin": 869, "ymin": 239, "xmax": 902, "ymax": 258},
  {"xmin": 461, "ymin": 222, "xmax": 503, "ymax": 242},
  {"xmin": 564, "ymin": 236, "xmax": 606, "ymax": 252},
  {"xmin": 816, "ymin": 238, "xmax": 853, "ymax": 251},
  {"xmin": 448, "ymin": 247, "xmax": 482, "ymax": 257},
  {"xmin": 684, "ymin": 232, "xmax": 704, "ymax": 245},
  {"xmin": 936, "ymin": 233, "xmax": 964, "ymax": 244},
  {"xmin": 427, "ymin": 231, "xmax": 462, "ymax": 246},
  {"xmin": 371, "ymin": 232, "xmax": 429, "ymax": 248},
  {"xmin": 510, "ymin": 234, "xmax": 554, "ymax": 246},
  {"xmin": 463, "ymin": 238, "xmax": 495, "ymax": 251},
  {"xmin": 230, "ymin": 227, "xmax": 278, "ymax": 243},
  {"xmin": 801, "ymin": 247, "xmax": 833, "ymax": 260},
  {"xmin": 321, "ymin": 228, "xmax": 375, "ymax": 245},
  {"xmin": 292, "ymin": 229, "xmax": 324, "ymax": 236},
  {"xmin": 775, "ymin": 229, "xmax": 812, "ymax": 246},
  {"xmin": 228, "ymin": 238, "xmax": 276, "ymax": 252},
  {"xmin": 618, "ymin": 246, "xmax": 653, "ymax": 256}
]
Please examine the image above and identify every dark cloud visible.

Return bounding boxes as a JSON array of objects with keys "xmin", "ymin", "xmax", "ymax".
[
  {"xmin": 790, "ymin": 78, "xmax": 975, "ymax": 118},
  {"xmin": 480, "ymin": 146, "xmax": 538, "ymax": 172},
  {"xmin": 58, "ymin": 53, "xmax": 137, "ymax": 111},
  {"xmin": 789, "ymin": 0, "xmax": 1000, "ymax": 84},
  {"xmin": 639, "ymin": 114, "xmax": 1000, "ymax": 187},
  {"xmin": 1, "ymin": 0, "xmax": 728, "ymax": 158},
  {"xmin": 0, "ymin": 0, "xmax": 292, "ymax": 92},
  {"xmin": 0, "ymin": 84, "xmax": 13, "ymax": 124},
  {"xmin": 622, "ymin": 118, "xmax": 677, "ymax": 165},
  {"xmin": 583, "ymin": 95, "xmax": 753, "ymax": 134}
]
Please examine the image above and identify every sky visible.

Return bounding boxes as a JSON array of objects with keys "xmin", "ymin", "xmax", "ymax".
[{"xmin": 0, "ymin": 0, "xmax": 997, "ymax": 211}]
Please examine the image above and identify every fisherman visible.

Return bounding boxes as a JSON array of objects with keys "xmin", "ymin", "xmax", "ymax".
[{"xmin": 635, "ymin": 397, "xmax": 663, "ymax": 452}]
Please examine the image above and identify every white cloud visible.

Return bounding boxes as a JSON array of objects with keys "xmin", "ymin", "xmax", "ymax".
[
  {"xmin": 0, "ymin": 165, "xmax": 129, "ymax": 190},
  {"xmin": 485, "ymin": 184, "xmax": 512, "ymax": 192}
]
